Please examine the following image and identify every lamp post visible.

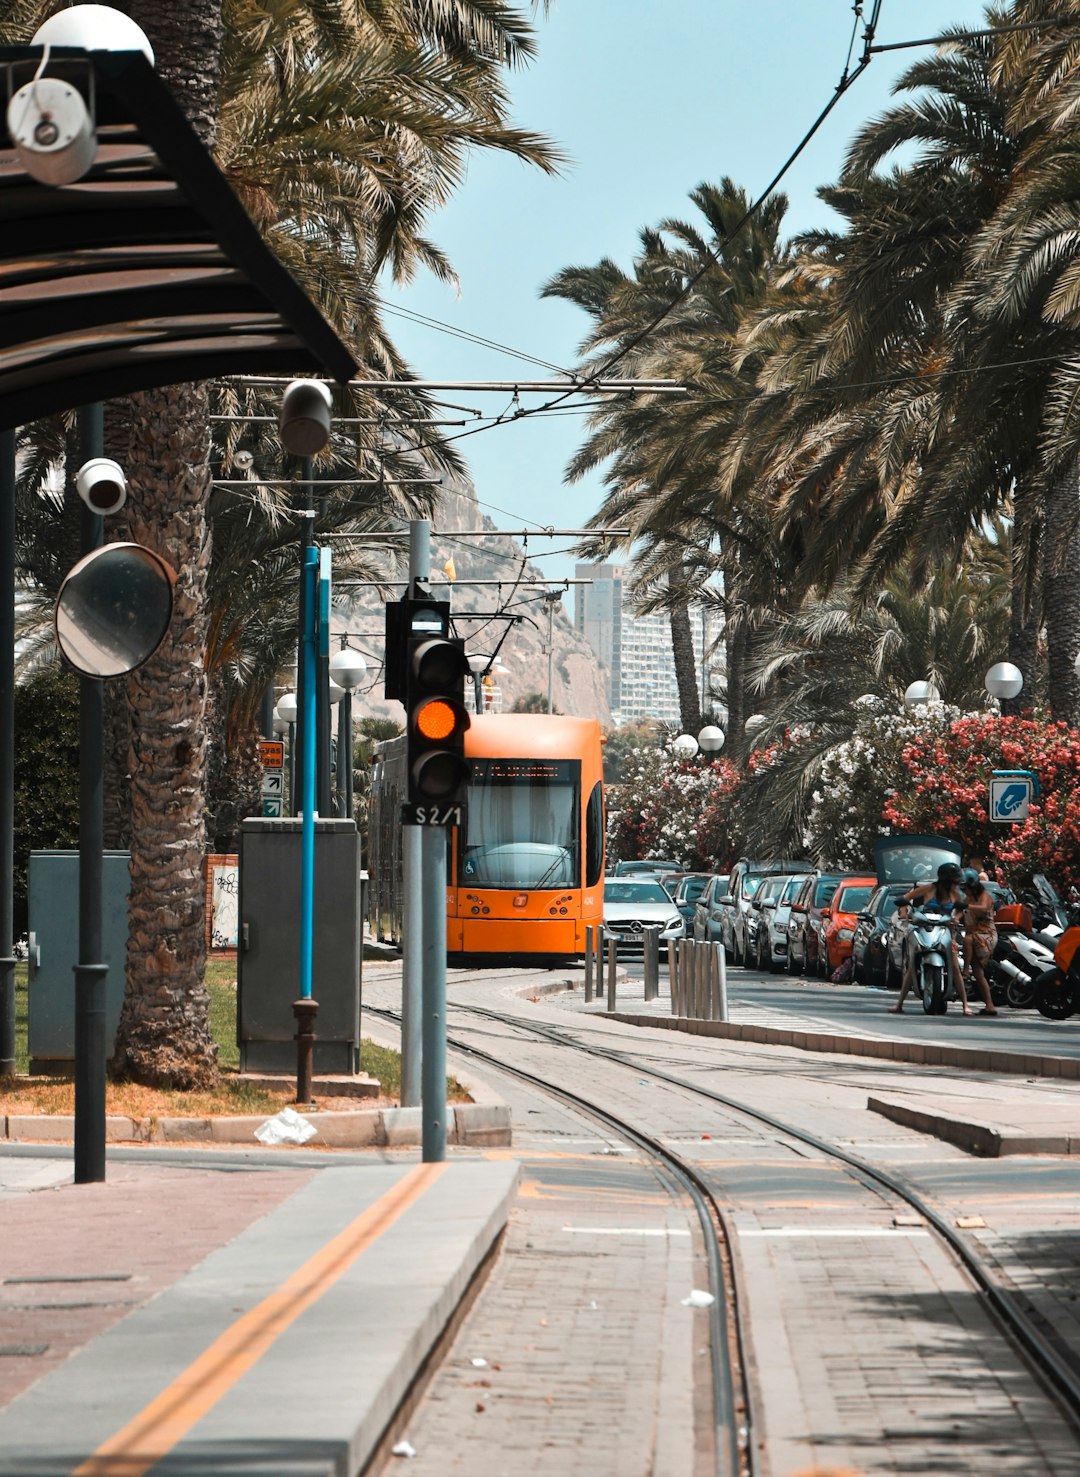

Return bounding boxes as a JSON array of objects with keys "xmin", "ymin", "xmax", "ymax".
[
  {"xmin": 329, "ymin": 644, "xmax": 367, "ymax": 821},
  {"xmin": 698, "ymin": 724, "xmax": 725, "ymax": 755},
  {"xmin": 985, "ymin": 662, "xmax": 1023, "ymax": 704},
  {"xmin": 275, "ymin": 692, "xmax": 297, "ymax": 815},
  {"xmin": 903, "ymin": 680, "xmax": 940, "ymax": 708}
]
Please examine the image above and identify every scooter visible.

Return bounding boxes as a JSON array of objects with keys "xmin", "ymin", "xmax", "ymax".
[
  {"xmin": 904, "ymin": 906, "xmax": 959, "ymax": 1015},
  {"xmin": 986, "ymin": 901, "xmax": 1055, "ymax": 1008},
  {"xmin": 1034, "ymin": 920, "xmax": 1080, "ymax": 1020}
]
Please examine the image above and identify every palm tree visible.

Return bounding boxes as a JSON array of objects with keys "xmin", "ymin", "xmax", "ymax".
[
  {"xmin": 3, "ymin": 0, "xmax": 562, "ymax": 1086},
  {"xmin": 734, "ymin": 534, "xmax": 1012, "ymax": 856},
  {"xmin": 544, "ymin": 180, "xmax": 791, "ymax": 743}
]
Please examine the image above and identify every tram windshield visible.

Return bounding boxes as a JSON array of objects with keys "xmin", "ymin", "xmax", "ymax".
[{"xmin": 461, "ymin": 758, "xmax": 581, "ymax": 889}]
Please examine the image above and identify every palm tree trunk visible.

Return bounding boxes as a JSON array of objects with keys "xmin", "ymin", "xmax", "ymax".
[
  {"xmin": 110, "ymin": 0, "xmax": 221, "ymax": 1087},
  {"xmin": 669, "ymin": 600, "xmax": 701, "ymax": 736},
  {"xmin": 1004, "ymin": 534, "xmax": 1040, "ymax": 717},
  {"xmin": 725, "ymin": 614, "xmax": 748, "ymax": 760},
  {"xmin": 1042, "ymin": 461, "xmax": 1080, "ymax": 726}
]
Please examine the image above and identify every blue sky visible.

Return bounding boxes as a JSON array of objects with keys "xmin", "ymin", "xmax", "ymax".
[{"xmin": 386, "ymin": 0, "xmax": 990, "ymax": 587}]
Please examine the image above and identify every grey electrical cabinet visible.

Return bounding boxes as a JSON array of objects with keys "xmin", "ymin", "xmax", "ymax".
[
  {"xmin": 237, "ymin": 817, "xmax": 362, "ymax": 1075},
  {"xmin": 27, "ymin": 850, "xmax": 131, "ymax": 1073}
]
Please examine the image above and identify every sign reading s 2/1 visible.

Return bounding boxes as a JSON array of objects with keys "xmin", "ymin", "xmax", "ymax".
[{"xmin": 401, "ymin": 802, "xmax": 464, "ymax": 827}]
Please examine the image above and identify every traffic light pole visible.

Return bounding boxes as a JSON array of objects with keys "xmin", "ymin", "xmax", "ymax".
[
  {"xmin": 420, "ymin": 824, "xmax": 447, "ymax": 1162},
  {"xmin": 399, "ymin": 520, "xmax": 429, "ymax": 1109}
]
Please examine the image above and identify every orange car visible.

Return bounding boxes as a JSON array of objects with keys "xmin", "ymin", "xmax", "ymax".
[{"xmin": 820, "ymin": 875, "xmax": 878, "ymax": 976}]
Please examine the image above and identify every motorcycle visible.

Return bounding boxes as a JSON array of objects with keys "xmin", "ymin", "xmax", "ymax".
[
  {"xmin": 904, "ymin": 906, "xmax": 960, "ymax": 1015},
  {"xmin": 1034, "ymin": 916, "xmax": 1080, "ymax": 1020},
  {"xmin": 985, "ymin": 901, "xmax": 1055, "ymax": 1009}
]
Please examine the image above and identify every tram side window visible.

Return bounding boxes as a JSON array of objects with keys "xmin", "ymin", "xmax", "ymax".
[{"xmin": 585, "ymin": 781, "xmax": 604, "ymax": 887}]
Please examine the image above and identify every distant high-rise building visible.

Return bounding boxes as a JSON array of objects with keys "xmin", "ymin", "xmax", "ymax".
[{"xmin": 575, "ymin": 562, "xmax": 722, "ymax": 726}]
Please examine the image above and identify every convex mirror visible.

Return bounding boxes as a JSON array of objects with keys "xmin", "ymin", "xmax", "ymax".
[{"xmin": 55, "ymin": 542, "xmax": 176, "ymax": 678}]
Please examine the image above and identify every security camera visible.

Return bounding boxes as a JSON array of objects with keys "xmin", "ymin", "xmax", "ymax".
[
  {"xmin": 233, "ymin": 450, "xmax": 254, "ymax": 472},
  {"xmin": 75, "ymin": 457, "xmax": 127, "ymax": 516},
  {"xmin": 279, "ymin": 380, "xmax": 333, "ymax": 457},
  {"xmin": 6, "ymin": 78, "xmax": 97, "ymax": 186}
]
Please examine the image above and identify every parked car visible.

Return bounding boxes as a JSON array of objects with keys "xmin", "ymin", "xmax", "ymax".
[
  {"xmin": 672, "ymin": 872, "xmax": 712, "ymax": 931},
  {"xmin": 851, "ymin": 884, "xmax": 908, "ymax": 986},
  {"xmin": 755, "ymin": 872, "xmax": 805, "ymax": 971},
  {"xmin": 820, "ymin": 876, "xmax": 877, "ymax": 976},
  {"xmin": 787, "ymin": 870, "xmax": 850, "ymax": 975},
  {"xmin": 613, "ymin": 858, "xmax": 681, "ymax": 879},
  {"xmin": 603, "ymin": 879, "xmax": 684, "ymax": 954},
  {"xmin": 746, "ymin": 874, "xmax": 793, "ymax": 969},
  {"xmin": 724, "ymin": 858, "xmax": 813, "ymax": 965},
  {"xmin": 692, "ymin": 874, "xmax": 728, "ymax": 944}
]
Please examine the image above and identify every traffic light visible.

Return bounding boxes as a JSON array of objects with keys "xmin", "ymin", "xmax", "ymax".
[{"xmin": 405, "ymin": 634, "xmax": 471, "ymax": 812}]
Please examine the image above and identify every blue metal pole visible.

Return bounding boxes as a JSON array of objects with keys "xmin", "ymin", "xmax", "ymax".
[
  {"xmin": 294, "ymin": 528, "xmax": 319, "ymax": 1103},
  {"xmin": 299, "ymin": 540, "xmax": 318, "ymax": 999}
]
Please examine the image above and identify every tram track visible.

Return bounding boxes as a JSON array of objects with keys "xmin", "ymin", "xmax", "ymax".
[
  {"xmin": 440, "ymin": 1000, "xmax": 1080, "ymax": 1441},
  {"xmin": 366, "ymin": 1003, "xmax": 758, "ymax": 1477}
]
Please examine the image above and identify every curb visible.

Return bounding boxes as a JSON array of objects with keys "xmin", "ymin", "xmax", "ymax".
[
  {"xmin": 606, "ymin": 1011, "xmax": 1080, "ymax": 1080},
  {"xmin": 867, "ymin": 1094, "xmax": 1080, "ymax": 1157},
  {"xmin": 0, "ymin": 1101, "xmax": 511, "ymax": 1148}
]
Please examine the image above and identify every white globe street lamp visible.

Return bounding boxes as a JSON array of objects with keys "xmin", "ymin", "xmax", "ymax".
[
  {"xmin": 984, "ymin": 661, "xmax": 1023, "ymax": 701},
  {"xmin": 744, "ymin": 713, "xmax": 767, "ymax": 735},
  {"xmin": 903, "ymin": 680, "xmax": 939, "ymax": 708},
  {"xmin": 328, "ymin": 646, "xmax": 367, "ymax": 691},
  {"xmin": 275, "ymin": 692, "xmax": 297, "ymax": 723},
  {"xmin": 673, "ymin": 733, "xmax": 699, "ymax": 757},
  {"xmin": 274, "ymin": 693, "xmax": 298, "ymax": 813},
  {"xmin": 697, "ymin": 725, "xmax": 725, "ymax": 753}
]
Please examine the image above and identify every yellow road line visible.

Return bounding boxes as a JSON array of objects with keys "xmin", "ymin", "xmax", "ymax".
[{"xmin": 72, "ymin": 1162, "xmax": 445, "ymax": 1477}]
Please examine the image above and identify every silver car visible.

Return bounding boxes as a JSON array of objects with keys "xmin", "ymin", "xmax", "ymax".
[
  {"xmin": 757, "ymin": 873, "xmax": 804, "ymax": 971},
  {"xmin": 603, "ymin": 879, "xmax": 684, "ymax": 955}
]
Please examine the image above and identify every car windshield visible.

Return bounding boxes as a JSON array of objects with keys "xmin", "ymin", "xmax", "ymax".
[
  {"xmin": 780, "ymin": 875, "xmax": 802, "ymax": 903},
  {"xmin": 743, "ymin": 876, "xmax": 762, "ymax": 898},
  {"xmin": 758, "ymin": 877, "xmax": 785, "ymax": 903},
  {"xmin": 677, "ymin": 877, "xmax": 708, "ymax": 903},
  {"xmin": 835, "ymin": 884, "xmax": 872, "ymax": 913},
  {"xmin": 605, "ymin": 881, "xmax": 669, "ymax": 904},
  {"xmin": 814, "ymin": 879, "xmax": 840, "ymax": 907},
  {"xmin": 462, "ymin": 758, "xmax": 580, "ymax": 888},
  {"xmin": 875, "ymin": 890, "xmax": 904, "ymax": 918}
]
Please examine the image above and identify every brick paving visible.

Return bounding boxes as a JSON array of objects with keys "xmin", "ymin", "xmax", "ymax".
[
  {"xmin": 0, "ymin": 1159, "xmax": 311, "ymax": 1407},
  {"xmin": 389, "ymin": 1147, "xmax": 700, "ymax": 1477}
]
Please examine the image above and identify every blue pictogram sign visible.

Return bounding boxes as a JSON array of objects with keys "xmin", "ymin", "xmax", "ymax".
[{"xmin": 989, "ymin": 770, "xmax": 1038, "ymax": 823}]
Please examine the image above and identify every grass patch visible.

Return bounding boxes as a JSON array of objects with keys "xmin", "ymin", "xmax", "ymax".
[{"xmin": 6, "ymin": 958, "xmax": 467, "ymax": 1107}]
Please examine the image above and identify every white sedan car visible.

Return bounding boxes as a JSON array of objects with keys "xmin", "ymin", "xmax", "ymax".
[{"xmin": 603, "ymin": 879, "xmax": 685, "ymax": 954}]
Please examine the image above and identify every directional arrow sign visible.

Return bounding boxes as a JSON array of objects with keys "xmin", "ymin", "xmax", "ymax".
[{"xmin": 261, "ymin": 770, "xmax": 283, "ymax": 797}]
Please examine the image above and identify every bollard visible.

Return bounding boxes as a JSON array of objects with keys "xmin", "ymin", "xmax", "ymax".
[
  {"xmin": 607, "ymin": 937, "xmax": 617, "ymax": 1011},
  {"xmin": 667, "ymin": 939, "xmax": 677, "ymax": 1014},
  {"xmin": 696, "ymin": 941, "xmax": 707, "ymax": 1019},
  {"xmin": 676, "ymin": 939, "xmax": 687, "ymax": 1016},
  {"xmin": 584, "ymin": 925, "xmax": 594, "ymax": 1003},
  {"xmin": 707, "ymin": 943, "xmax": 719, "ymax": 1020},
  {"xmin": 644, "ymin": 927, "xmax": 659, "ymax": 1001},
  {"xmin": 716, "ymin": 942, "xmax": 728, "ymax": 1022}
]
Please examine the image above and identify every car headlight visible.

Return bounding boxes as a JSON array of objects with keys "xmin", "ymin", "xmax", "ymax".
[
  {"xmin": 665, "ymin": 917, "xmax": 681, "ymax": 930},
  {"xmin": 838, "ymin": 928, "xmax": 854, "ymax": 941}
]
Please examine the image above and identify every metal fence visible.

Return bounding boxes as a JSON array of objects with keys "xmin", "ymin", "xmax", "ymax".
[{"xmin": 582, "ymin": 927, "xmax": 728, "ymax": 1022}]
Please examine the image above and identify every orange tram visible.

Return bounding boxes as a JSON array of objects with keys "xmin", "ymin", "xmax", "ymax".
[{"xmin": 368, "ymin": 713, "xmax": 604, "ymax": 963}]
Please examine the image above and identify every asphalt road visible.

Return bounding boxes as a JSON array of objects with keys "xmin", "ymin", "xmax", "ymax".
[{"xmin": 626, "ymin": 955, "xmax": 1080, "ymax": 1059}]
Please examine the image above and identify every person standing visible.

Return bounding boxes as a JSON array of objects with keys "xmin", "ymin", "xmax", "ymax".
[{"xmin": 960, "ymin": 869, "xmax": 999, "ymax": 1015}]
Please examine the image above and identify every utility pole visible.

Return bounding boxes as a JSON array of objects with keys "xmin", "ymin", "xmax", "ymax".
[{"xmin": 399, "ymin": 519, "xmax": 428, "ymax": 1108}]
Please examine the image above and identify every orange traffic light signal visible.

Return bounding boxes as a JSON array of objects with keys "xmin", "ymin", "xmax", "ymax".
[{"xmin": 406, "ymin": 636, "xmax": 471, "ymax": 810}]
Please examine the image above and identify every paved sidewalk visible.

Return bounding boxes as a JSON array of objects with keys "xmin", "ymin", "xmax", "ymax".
[{"xmin": 0, "ymin": 1149, "xmax": 517, "ymax": 1476}]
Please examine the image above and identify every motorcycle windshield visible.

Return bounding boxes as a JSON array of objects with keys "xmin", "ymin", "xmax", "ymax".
[{"xmin": 874, "ymin": 834, "xmax": 961, "ymax": 886}]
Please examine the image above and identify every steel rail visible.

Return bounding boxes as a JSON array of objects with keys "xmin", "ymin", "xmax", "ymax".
[
  {"xmin": 449, "ymin": 1001, "xmax": 1080, "ymax": 1435},
  {"xmin": 365, "ymin": 1005, "xmax": 753, "ymax": 1477}
]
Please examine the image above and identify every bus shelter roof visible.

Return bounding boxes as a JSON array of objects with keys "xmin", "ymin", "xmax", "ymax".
[{"xmin": 0, "ymin": 45, "xmax": 357, "ymax": 430}]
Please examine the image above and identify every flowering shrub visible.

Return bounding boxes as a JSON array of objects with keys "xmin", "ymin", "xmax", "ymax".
[
  {"xmin": 607, "ymin": 746, "xmax": 741, "ymax": 871},
  {"xmin": 885, "ymin": 712, "xmax": 1080, "ymax": 888},
  {"xmin": 806, "ymin": 702, "xmax": 962, "ymax": 868}
]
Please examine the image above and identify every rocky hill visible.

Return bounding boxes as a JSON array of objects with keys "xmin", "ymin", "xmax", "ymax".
[{"xmin": 334, "ymin": 477, "xmax": 612, "ymax": 727}]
